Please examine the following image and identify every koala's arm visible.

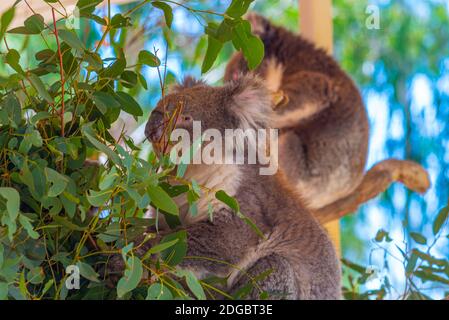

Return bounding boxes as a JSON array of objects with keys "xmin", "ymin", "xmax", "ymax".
[
  {"xmin": 270, "ymin": 71, "xmax": 338, "ymax": 129},
  {"xmin": 125, "ymin": 208, "xmax": 259, "ymax": 280},
  {"xmin": 106, "ymin": 208, "xmax": 258, "ymax": 287},
  {"xmin": 225, "ymin": 13, "xmax": 340, "ymax": 129},
  {"xmin": 179, "ymin": 208, "xmax": 260, "ymax": 280}
]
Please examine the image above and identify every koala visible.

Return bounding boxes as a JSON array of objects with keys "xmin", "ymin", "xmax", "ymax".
[
  {"xmin": 143, "ymin": 75, "xmax": 341, "ymax": 299},
  {"xmin": 224, "ymin": 13, "xmax": 369, "ymax": 211}
]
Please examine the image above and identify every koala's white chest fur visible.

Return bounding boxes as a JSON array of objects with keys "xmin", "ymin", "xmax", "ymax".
[{"xmin": 174, "ymin": 164, "xmax": 242, "ymax": 225}]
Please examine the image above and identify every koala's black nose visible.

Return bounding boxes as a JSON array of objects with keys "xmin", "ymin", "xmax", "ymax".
[{"xmin": 145, "ymin": 110, "xmax": 165, "ymax": 143}]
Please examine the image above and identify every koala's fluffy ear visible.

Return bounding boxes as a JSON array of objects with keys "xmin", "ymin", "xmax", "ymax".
[
  {"xmin": 170, "ymin": 76, "xmax": 205, "ymax": 92},
  {"xmin": 228, "ymin": 74, "xmax": 273, "ymax": 129}
]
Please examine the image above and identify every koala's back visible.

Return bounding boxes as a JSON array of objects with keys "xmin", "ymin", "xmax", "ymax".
[
  {"xmin": 281, "ymin": 34, "xmax": 369, "ymax": 209},
  {"xmin": 225, "ymin": 16, "xmax": 369, "ymax": 209}
]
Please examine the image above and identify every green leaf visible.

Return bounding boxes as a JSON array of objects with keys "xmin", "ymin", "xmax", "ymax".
[
  {"xmin": 19, "ymin": 271, "xmax": 27, "ymax": 298},
  {"xmin": 87, "ymin": 189, "xmax": 113, "ymax": 207},
  {"xmin": 1, "ymin": 94, "xmax": 21, "ymax": 128},
  {"xmin": 120, "ymin": 70, "xmax": 138, "ymax": 88},
  {"xmin": 24, "ymin": 14, "xmax": 45, "ymax": 34},
  {"xmin": 0, "ymin": 7, "xmax": 15, "ymax": 41},
  {"xmin": 8, "ymin": 14, "xmax": 44, "ymax": 35},
  {"xmin": 27, "ymin": 73, "xmax": 53, "ymax": 103},
  {"xmin": 99, "ymin": 167, "xmax": 119, "ymax": 191},
  {"xmin": 92, "ymin": 92, "xmax": 120, "ymax": 114},
  {"xmin": 341, "ymin": 258, "xmax": 366, "ymax": 274},
  {"xmin": 31, "ymin": 112, "xmax": 52, "ymax": 126},
  {"xmin": 45, "ymin": 168, "xmax": 68, "ymax": 197},
  {"xmin": 41, "ymin": 280, "xmax": 54, "ymax": 297},
  {"xmin": 138, "ymin": 72, "xmax": 148, "ymax": 90},
  {"xmin": 7, "ymin": 26, "xmax": 30, "ymax": 35},
  {"xmin": 0, "ymin": 282, "xmax": 8, "ymax": 300},
  {"xmin": 103, "ymin": 57, "xmax": 126, "ymax": 78},
  {"xmin": 5, "ymin": 49, "xmax": 24, "ymax": 74},
  {"xmin": 0, "ymin": 243, "xmax": 4, "ymax": 268},
  {"xmin": 406, "ymin": 251, "xmax": 419, "ymax": 274},
  {"xmin": 138, "ymin": 50, "xmax": 161, "ymax": 67},
  {"xmin": 146, "ymin": 239, "xmax": 179, "ymax": 256},
  {"xmin": 0, "ymin": 187, "xmax": 20, "ymax": 221},
  {"xmin": 76, "ymin": 0, "xmax": 102, "ymax": 15},
  {"xmin": 19, "ymin": 215, "xmax": 39, "ymax": 239},
  {"xmin": 375, "ymin": 229, "xmax": 388, "ymax": 242},
  {"xmin": 159, "ymin": 231, "xmax": 187, "ymax": 266},
  {"xmin": 110, "ymin": 13, "xmax": 132, "ymax": 28},
  {"xmin": 58, "ymin": 29, "xmax": 86, "ymax": 51},
  {"xmin": 216, "ymin": 20, "xmax": 234, "ymax": 42},
  {"xmin": 215, "ymin": 190, "xmax": 239, "ymax": 212},
  {"xmin": 232, "ymin": 21, "xmax": 264, "ymax": 70},
  {"xmin": 26, "ymin": 268, "xmax": 45, "ymax": 285},
  {"xmin": 176, "ymin": 270, "xmax": 206, "ymax": 300},
  {"xmin": 18, "ymin": 127, "xmax": 43, "ymax": 154},
  {"xmin": 98, "ymin": 222, "xmax": 121, "ymax": 243},
  {"xmin": 114, "ymin": 91, "xmax": 143, "ymax": 117},
  {"xmin": 225, "ymin": 0, "xmax": 254, "ymax": 19},
  {"xmin": 433, "ymin": 206, "xmax": 449, "ymax": 235},
  {"xmin": 76, "ymin": 261, "xmax": 100, "ymax": 283},
  {"xmin": 35, "ymin": 49, "xmax": 56, "ymax": 62},
  {"xmin": 117, "ymin": 256, "xmax": 143, "ymax": 298},
  {"xmin": 415, "ymin": 270, "xmax": 449, "ymax": 285},
  {"xmin": 146, "ymin": 283, "xmax": 173, "ymax": 300},
  {"xmin": 216, "ymin": 189, "xmax": 265, "ymax": 239},
  {"xmin": 152, "ymin": 2, "xmax": 173, "ymax": 28},
  {"xmin": 244, "ymin": 36, "xmax": 264, "ymax": 70},
  {"xmin": 410, "ymin": 232, "xmax": 427, "ymax": 245},
  {"xmin": 147, "ymin": 185, "xmax": 179, "ymax": 216},
  {"xmin": 240, "ymin": 214, "xmax": 265, "ymax": 239},
  {"xmin": 82, "ymin": 126, "xmax": 121, "ymax": 165},
  {"xmin": 185, "ymin": 271, "xmax": 206, "ymax": 300},
  {"xmin": 50, "ymin": 216, "xmax": 85, "ymax": 231},
  {"xmin": 413, "ymin": 249, "xmax": 447, "ymax": 267},
  {"xmin": 201, "ymin": 35, "xmax": 223, "ymax": 74},
  {"xmin": 60, "ymin": 189, "xmax": 79, "ymax": 218}
]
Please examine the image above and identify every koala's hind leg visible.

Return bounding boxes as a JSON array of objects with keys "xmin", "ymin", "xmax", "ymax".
[
  {"xmin": 230, "ymin": 255, "xmax": 300, "ymax": 300},
  {"xmin": 279, "ymin": 129, "xmax": 360, "ymax": 209},
  {"xmin": 314, "ymin": 159, "xmax": 431, "ymax": 224}
]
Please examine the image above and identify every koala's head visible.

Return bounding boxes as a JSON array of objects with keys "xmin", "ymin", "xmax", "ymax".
[{"xmin": 145, "ymin": 74, "xmax": 272, "ymax": 152}]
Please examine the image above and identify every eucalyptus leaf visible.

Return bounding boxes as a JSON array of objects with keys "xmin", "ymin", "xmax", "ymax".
[
  {"xmin": 0, "ymin": 187, "xmax": 20, "ymax": 221},
  {"xmin": 117, "ymin": 256, "xmax": 143, "ymax": 298},
  {"xmin": 58, "ymin": 29, "xmax": 86, "ymax": 51},
  {"xmin": 147, "ymin": 185, "xmax": 179, "ymax": 216},
  {"xmin": 152, "ymin": 2, "xmax": 173, "ymax": 28},
  {"xmin": 76, "ymin": 261, "xmax": 100, "ymax": 283},
  {"xmin": 138, "ymin": 50, "xmax": 161, "ymax": 67}
]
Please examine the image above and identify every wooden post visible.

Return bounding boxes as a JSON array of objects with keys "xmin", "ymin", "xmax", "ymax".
[{"xmin": 299, "ymin": 0, "xmax": 341, "ymax": 255}]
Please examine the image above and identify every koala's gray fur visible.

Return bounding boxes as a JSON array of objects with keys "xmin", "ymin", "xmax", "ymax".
[
  {"xmin": 144, "ymin": 75, "xmax": 341, "ymax": 300},
  {"xmin": 224, "ymin": 13, "xmax": 369, "ymax": 210}
]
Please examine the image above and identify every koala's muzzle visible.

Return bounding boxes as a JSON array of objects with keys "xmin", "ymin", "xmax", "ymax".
[{"xmin": 145, "ymin": 110, "xmax": 165, "ymax": 143}]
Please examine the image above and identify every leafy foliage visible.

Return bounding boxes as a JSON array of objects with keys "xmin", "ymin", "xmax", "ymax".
[
  {"xmin": 0, "ymin": 0, "xmax": 260, "ymax": 300},
  {"xmin": 342, "ymin": 202, "xmax": 449, "ymax": 300}
]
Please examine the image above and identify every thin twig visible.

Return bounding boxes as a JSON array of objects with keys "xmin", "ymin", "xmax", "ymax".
[{"xmin": 52, "ymin": 8, "xmax": 65, "ymax": 137}]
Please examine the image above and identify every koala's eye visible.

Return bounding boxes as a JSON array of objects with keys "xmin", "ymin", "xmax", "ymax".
[{"xmin": 182, "ymin": 115, "xmax": 193, "ymax": 122}]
